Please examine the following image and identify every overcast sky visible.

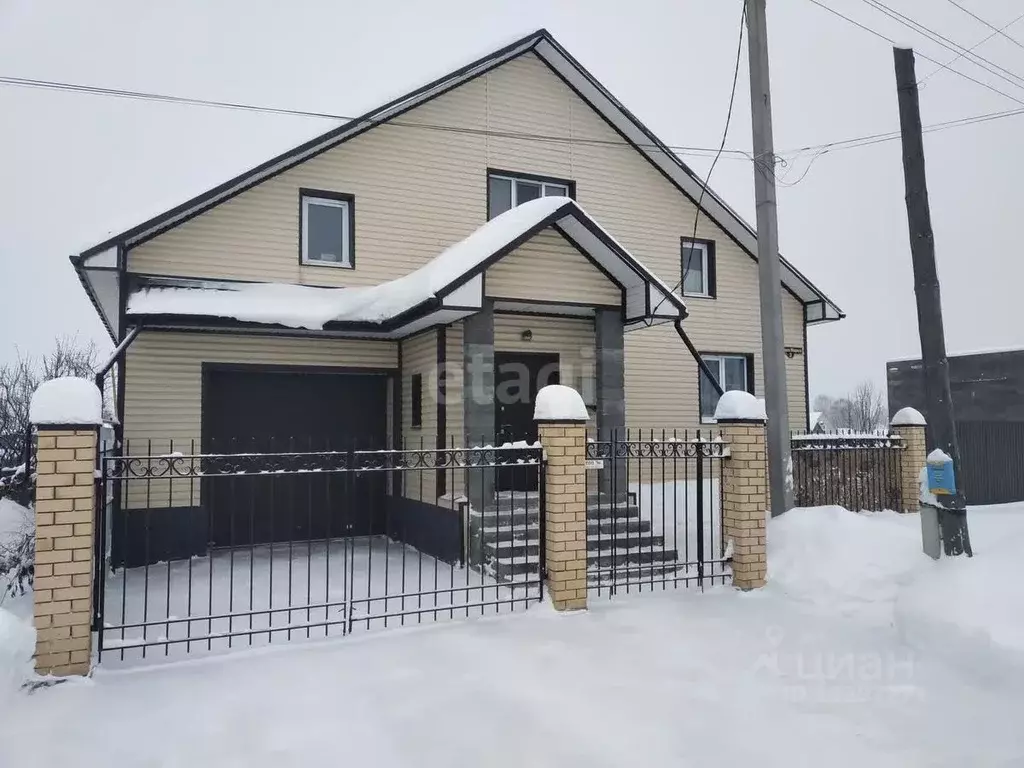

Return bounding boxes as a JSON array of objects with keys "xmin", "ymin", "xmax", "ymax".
[{"xmin": 1, "ymin": 0, "xmax": 1022, "ymax": 401}]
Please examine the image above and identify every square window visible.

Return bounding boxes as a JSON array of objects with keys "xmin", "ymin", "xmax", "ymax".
[
  {"xmin": 301, "ymin": 193, "xmax": 352, "ymax": 267},
  {"xmin": 699, "ymin": 354, "xmax": 751, "ymax": 421},
  {"xmin": 543, "ymin": 183, "xmax": 568, "ymax": 198},
  {"xmin": 515, "ymin": 180, "xmax": 542, "ymax": 204}
]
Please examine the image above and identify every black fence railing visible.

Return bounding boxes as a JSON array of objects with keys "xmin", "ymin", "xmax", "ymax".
[
  {"xmin": 790, "ymin": 432, "xmax": 903, "ymax": 512},
  {"xmin": 96, "ymin": 439, "xmax": 544, "ymax": 664},
  {"xmin": 584, "ymin": 429, "xmax": 728, "ymax": 596}
]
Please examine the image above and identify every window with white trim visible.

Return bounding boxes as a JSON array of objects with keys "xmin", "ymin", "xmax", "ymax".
[
  {"xmin": 301, "ymin": 192, "xmax": 352, "ymax": 267},
  {"xmin": 699, "ymin": 354, "xmax": 752, "ymax": 421},
  {"xmin": 488, "ymin": 173, "xmax": 571, "ymax": 219},
  {"xmin": 682, "ymin": 239, "xmax": 714, "ymax": 297}
]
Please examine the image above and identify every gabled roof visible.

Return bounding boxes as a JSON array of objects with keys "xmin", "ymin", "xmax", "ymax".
[
  {"xmin": 74, "ymin": 28, "xmax": 842, "ymax": 324},
  {"xmin": 125, "ymin": 197, "xmax": 685, "ymax": 338}
]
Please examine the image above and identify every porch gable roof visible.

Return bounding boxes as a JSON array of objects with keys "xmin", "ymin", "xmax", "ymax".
[{"xmin": 126, "ymin": 197, "xmax": 686, "ymax": 339}]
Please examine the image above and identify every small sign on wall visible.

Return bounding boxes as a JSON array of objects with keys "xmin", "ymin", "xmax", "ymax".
[{"xmin": 585, "ymin": 459, "xmax": 604, "ymax": 469}]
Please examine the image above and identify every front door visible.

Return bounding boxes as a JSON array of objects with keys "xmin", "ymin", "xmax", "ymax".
[{"xmin": 494, "ymin": 352, "xmax": 560, "ymax": 492}]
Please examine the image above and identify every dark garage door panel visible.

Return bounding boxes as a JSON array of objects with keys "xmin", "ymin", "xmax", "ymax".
[{"xmin": 202, "ymin": 368, "xmax": 389, "ymax": 546}]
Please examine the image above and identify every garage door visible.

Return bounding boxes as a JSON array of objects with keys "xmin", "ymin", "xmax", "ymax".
[{"xmin": 202, "ymin": 367, "xmax": 389, "ymax": 546}]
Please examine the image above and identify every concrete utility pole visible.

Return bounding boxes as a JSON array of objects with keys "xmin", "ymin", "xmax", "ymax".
[
  {"xmin": 893, "ymin": 47, "xmax": 972, "ymax": 556},
  {"xmin": 746, "ymin": 0, "xmax": 791, "ymax": 516}
]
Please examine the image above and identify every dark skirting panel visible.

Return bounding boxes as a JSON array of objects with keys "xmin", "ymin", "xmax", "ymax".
[{"xmin": 384, "ymin": 495, "xmax": 465, "ymax": 566}]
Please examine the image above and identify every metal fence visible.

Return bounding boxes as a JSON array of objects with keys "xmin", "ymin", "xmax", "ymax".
[
  {"xmin": 95, "ymin": 440, "xmax": 544, "ymax": 664},
  {"xmin": 790, "ymin": 432, "xmax": 903, "ymax": 512},
  {"xmin": 584, "ymin": 429, "xmax": 728, "ymax": 597}
]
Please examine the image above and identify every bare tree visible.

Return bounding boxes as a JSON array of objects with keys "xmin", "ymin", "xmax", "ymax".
[
  {"xmin": 826, "ymin": 381, "xmax": 886, "ymax": 433},
  {"xmin": 0, "ymin": 337, "xmax": 99, "ymax": 469}
]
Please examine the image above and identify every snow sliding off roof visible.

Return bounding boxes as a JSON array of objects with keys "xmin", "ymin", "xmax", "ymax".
[{"xmin": 126, "ymin": 197, "xmax": 686, "ymax": 338}]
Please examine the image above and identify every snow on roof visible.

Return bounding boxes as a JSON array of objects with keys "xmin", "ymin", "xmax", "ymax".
[
  {"xmin": 891, "ymin": 407, "xmax": 926, "ymax": 427},
  {"xmin": 534, "ymin": 385, "xmax": 589, "ymax": 422},
  {"xmin": 714, "ymin": 390, "xmax": 767, "ymax": 421},
  {"xmin": 29, "ymin": 377, "xmax": 103, "ymax": 426},
  {"xmin": 128, "ymin": 197, "xmax": 571, "ymax": 330},
  {"xmin": 809, "ymin": 411, "xmax": 823, "ymax": 430}
]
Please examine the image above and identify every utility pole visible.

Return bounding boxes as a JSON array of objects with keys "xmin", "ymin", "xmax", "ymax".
[
  {"xmin": 746, "ymin": 0, "xmax": 791, "ymax": 516},
  {"xmin": 893, "ymin": 47, "xmax": 972, "ymax": 556}
]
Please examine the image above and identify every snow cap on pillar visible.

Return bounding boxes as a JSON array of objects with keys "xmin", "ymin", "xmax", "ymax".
[
  {"xmin": 890, "ymin": 406, "xmax": 927, "ymax": 427},
  {"xmin": 534, "ymin": 385, "xmax": 589, "ymax": 423},
  {"xmin": 29, "ymin": 377, "xmax": 103, "ymax": 426},
  {"xmin": 714, "ymin": 390, "xmax": 767, "ymax": 422}
]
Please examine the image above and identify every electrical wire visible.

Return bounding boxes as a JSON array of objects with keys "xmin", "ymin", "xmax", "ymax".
[
  {"xmin": 942, "ymin": 0, "xmax": 1024, "ymax": 52},
  {"xmin": 650, "ymin": 0, "xmax": 747, "ymax": 321},
  {"xmin": 856, "ymin": 0, "xmax": 1024, "ymax": 89},
  {"xmin": 919, "ymin": 9, "xmax": 1024, "ymax": 85},
  {"xmin": 804, "ymin": 0, "xmax": 1024, "ymax": 108}
]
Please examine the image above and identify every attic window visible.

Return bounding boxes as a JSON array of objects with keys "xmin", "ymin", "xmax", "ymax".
[
  {"xmin": 301, "ymin": 190, "xmax": 354, "ymax": 268},
  {"xmin": 681, "ymin": 238, "xmax": 716, "ymax": 298},
  {"xmin": 487, "ymin": 171, "xmax": 574, "ymax": 219}
]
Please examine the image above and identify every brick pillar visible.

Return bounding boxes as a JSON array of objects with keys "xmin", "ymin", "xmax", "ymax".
[
  {"xmin": 32, "ymin": 427, "xmax": 98, "ymax": 676},
  {"xmin": 719, "ymin": 417, "xmax": 768, "ymax": 590},
  {"xmin": 537, "ymin": 420, "xmax": 588, "ymax": 611},
  {"xmin": 891, "ymin": 408, "xmax": 928, "ymax": 513}
]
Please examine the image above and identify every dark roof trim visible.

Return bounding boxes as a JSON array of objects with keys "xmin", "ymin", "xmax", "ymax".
[{"xmin": 75, "ymin": 27, "xmax": 840, "ymax": 320}]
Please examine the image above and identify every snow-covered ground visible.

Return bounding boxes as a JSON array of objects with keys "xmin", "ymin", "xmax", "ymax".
[
  {"xmin": 100, "ymin": 537, "xmax": 528, "ymax": 665},
  {"xmin": 2, "ymin": 502, "xmax": 1024, "ymax": 766}
]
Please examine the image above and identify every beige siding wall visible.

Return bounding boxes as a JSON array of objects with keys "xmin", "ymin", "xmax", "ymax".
[
  {"xmin": 485, "ymin": 229, "xmax": 620, "ymax": 305},
  {"xmin": 128, "ymin": 51, "xmax": 810, "ymax": 430},
  {"xmin": 400, "ymin": 329, "xmax": 438, "ymax": 502},
  {"xmin": 122, "ymin": 330, "xmax": 397, "ymax": 507},
  {"xmin": 443, "ymin": 322, "xmax": 466, "ymax": 500}
]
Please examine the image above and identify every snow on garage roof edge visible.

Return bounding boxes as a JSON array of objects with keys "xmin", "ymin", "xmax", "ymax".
[{"xmin": 127, "ymin": 197, "xmax": 680, "ymax": 330}]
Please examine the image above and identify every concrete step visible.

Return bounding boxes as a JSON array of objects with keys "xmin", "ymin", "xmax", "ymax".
[
  {"xmin": 490, "ymin": 546, "xmax": 680, "ymax": 579},
  {"xmin": 480, "ymin": 517, "xmax": 652, "ymax": 544},
  {"xmin": 485, "ymin": 533, "xmax": 667, "ymax": 559},
  {"xmin": 473, "ymin": 500, "xmax": 640, "ymax": 529},
  {"xmin": 587, "ymin": 562, "xmax": 690, "ymax": 585}
]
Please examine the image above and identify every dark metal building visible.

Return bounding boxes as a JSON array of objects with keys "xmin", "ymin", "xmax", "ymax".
[{"xmin": 887, "ymin": 349, "xmax": 1024, "ymax": 505}]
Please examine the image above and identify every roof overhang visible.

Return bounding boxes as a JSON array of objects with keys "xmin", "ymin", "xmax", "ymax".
[
  {"xmin": 123, "ymin": 198, "xmax": 685, "ymax": 339},
  {"xmin": 73, "ymin": 28, "xmax": 842, "ymax": 326}
]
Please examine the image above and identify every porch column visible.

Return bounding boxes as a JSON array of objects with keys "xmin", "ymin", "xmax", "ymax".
[
  {"xmin": 595, "ymin": 309, "xmax": 626, "ymax": 500},
  {"xmin": 464, "ymin": 299, "xmax": 496, "ymax": 516}
]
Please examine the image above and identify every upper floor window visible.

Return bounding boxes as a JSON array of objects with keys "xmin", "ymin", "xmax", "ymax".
[
  {"xmin": 301, "ymin": 190, "xmax": 354, "ymax": 268},
  {"xmin": 699, "ymin": 353, "xmax": 753, "ymax": 421},
  {"xmin": 681, "ymin": 238, "xmax": 716, "ymax": 298},
  {"xmin": 487, "ymin": 171, "xmax": 574, "ymax": 219}
]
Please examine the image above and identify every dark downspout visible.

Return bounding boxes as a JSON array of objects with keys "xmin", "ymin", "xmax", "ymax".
[{"xmin": 673, "ymin": 319, "xmax": 724, "ymax": 396}]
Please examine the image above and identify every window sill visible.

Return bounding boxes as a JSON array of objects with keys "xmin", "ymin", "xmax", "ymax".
[
  {"xmin": 301, "ymin": 259, "xmax": 354, "ymax": 270},
  {"xmin": 683, "ymin": 293, "xmax": 715, "ymax": 300},
  {"xmin": 700, "ymin": 416, "xmax": 717, "ymax": 425}
]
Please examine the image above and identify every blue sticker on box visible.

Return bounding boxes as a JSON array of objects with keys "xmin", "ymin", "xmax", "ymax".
[{"xmin": 927, "ymin": 459, "xmax": 956, "ymax": 496}]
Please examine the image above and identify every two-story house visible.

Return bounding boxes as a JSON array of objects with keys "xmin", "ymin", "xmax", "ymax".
[{"xmin": 72, "ymin": 29, "xmax": 842, "ymax": 562}]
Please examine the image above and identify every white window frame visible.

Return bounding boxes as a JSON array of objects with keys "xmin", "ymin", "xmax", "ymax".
[
  {"xmin": 682, "ymin": 240, "xmax": 710, "ymax": 297},
  {"xmin": 699, "ymin": 354, "xmax": 750, "ymax": 422},
  {"xmin": 489, "ymin": 173, "xmax": 571, "ymax": 218},
  {"xmin": 301, "ymin": 194, "xmax": 352, "ymax": 268}
]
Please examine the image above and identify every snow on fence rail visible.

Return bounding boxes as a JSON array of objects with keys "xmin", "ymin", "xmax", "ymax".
[{"xmin": 790, "ymin": 431, "xmax": 904, "ymax": 512}]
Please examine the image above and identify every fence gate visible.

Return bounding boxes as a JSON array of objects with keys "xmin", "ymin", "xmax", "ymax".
[
  {"xmin": 93, "ymin": 442, "xmax": 544, "ymax": 664},
  {"xmin": 584, "ymin": 430, "xmax": 727, "ymax": 597}
]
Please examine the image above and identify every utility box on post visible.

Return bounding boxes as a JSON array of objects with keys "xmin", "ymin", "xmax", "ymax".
[{"xmin": 920, "ymin": 449, "xmax": 955, "ymax": 560}]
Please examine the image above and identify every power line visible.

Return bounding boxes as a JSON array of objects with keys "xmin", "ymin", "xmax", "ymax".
[
  {"xmin": 804, "ymin": 0, "xmax": 1024, "ymax": 107},
  {"xmin": 942, "ymin": 0, "xmax": 1024, "ymax": 52},
  {"xmin": 919, "ymin": 9, "xmax": 1024, "ymax": 85},
  {"xmin": 4, "ymin": 56, "xmax": 1024, "ymax": 179},
  {"xmin": 653, "ymin": 0, "xmax": 747, "ymax": 319},
  {"xmin": 856, "ymin": 0, "xmax": 1024, "ymax": 90},
  {"xmin": 0, "ymin": 73, "xmax": 753, "ymax": 162}
]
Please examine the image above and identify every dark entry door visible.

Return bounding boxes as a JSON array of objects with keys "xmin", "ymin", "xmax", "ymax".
[
  {"xmin": 494, "ymin": 352, "xmax": 560, "ymax": 492},
  {"xmin": 202, "ymin": 367, "xmax": 389, "ymax": 546}
]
